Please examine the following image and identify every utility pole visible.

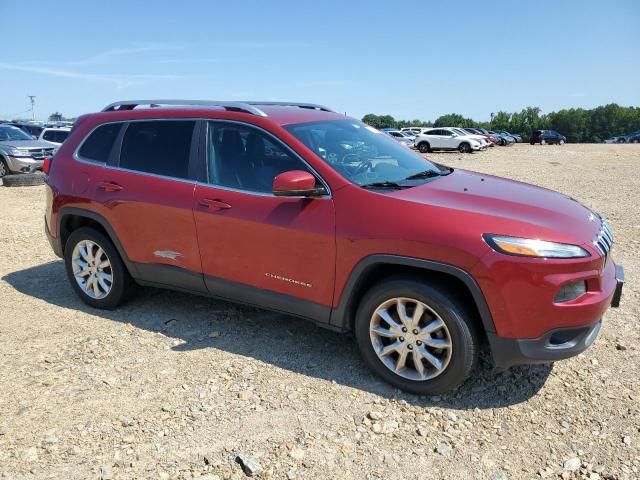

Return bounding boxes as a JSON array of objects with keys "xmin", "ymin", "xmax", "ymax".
[{"xmin": 28, "ymin": 95, "xmax": 36, "ymax": 121}]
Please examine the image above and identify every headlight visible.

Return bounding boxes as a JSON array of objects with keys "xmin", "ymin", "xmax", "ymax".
[
  {"xmin": 483, "ymin": 234, "xmax": 590, "ymax": 258},
  {"xmin": 7, "ymin": 148, "xmax": 31, "ymax": 157}
]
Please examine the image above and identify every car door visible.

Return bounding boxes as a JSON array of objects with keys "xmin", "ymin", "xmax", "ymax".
[
  {"xmin": 439, "ymin": 129, "xmax": 457, "ymax": 149},
  {"xmin": 92, "ymin": 119, "xmax": 206, "ymax": 292},
  {"xmin": 192, "ymin": 120, "xmax": 336, "ymax": 321},
  {"xmin": 425, "ymin": 129, "xmax": 443, "ymax": 149}
]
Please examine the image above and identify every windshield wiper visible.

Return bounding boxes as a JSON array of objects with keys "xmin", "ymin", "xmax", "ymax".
[
  {"xmin": 360, "ymin": 181, "xmax": 407, "ymax": 190},
  {"xmin": 405, "ymin": 167, "xmax": 454, "ymax": 180},
  {"xmin": 404, "ymin": 170, "xmax": 442, "ymax": 180}
]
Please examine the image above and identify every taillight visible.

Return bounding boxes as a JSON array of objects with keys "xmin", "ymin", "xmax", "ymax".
[{"xmin": 43, "ymin": 156, "xmax": 52, "ymax": 174}]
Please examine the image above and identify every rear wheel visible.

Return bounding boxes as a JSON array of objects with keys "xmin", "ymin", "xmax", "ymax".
[
  {"xmin": 64, "ymin": 227, "xmax": 135, "ymax": 309},
  {"xmin": 418, "ymin": 142, "xmax": 431, "ymax": 154},
  {"xmin": 559, "ymin": 139, "xmax": 565, "ymax": 145},
  {"xmin": 355, "ymin": 278, "xmax": 480, "ymax": 395},
  {"xmin": 541, "ymin": 139, "xmax": 547, "ymax": 145}
]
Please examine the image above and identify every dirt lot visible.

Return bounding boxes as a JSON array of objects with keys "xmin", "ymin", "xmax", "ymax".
[{"xmin": 0, "ymin": 144, "xmax": 638, "ymax": 480}]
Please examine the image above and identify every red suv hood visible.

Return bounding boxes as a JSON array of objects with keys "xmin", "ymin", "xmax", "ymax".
[{"xmin": 390, "ymin": 169, "xmax": 600, "ymax": 245}]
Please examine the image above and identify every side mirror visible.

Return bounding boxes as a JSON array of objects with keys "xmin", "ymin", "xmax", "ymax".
[{"xmin": 273, "ymin": 170, "xmax": 326, "ymax": 197}]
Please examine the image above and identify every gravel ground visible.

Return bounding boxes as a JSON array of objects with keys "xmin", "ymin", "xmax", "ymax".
[{"xmin": 0, "ymin": 143, "xmax": 638, "ymax": 480}]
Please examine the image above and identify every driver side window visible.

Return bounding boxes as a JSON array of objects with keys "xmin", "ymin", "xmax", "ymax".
[{"xmin": 206, "ymin": 122, "xmax": 313, "ymax": 194}]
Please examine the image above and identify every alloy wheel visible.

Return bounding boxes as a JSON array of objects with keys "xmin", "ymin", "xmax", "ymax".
[
  {"xmin": 71, "ymin": 239, "xmax": 113, "ymax": 299},
  {"xmin": 369, "ymin": 297, "xmax": 453, "ymax": 381}
]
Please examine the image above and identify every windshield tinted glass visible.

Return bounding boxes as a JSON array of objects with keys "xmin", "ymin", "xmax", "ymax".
[
  {"xmin": 0, "ymin": 125, "xmax": 32, "ymax": 141},
  {"xmin": 284, "ymin": 120, "xmax": 441, "ymax": 186}
]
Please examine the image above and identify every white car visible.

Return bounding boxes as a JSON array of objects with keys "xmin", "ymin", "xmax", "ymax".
[
  {"xmin": 448, "ymin": 127, "xmax": 489, "ymax": 147},
  {"xmin": 38, "ymin": 127, "xmax": 71, "ymax": 147},
  {"xmin": 383, "ymin": 129, "xmax": 415, "ymax": 147},
  {"xmin": 414, "ymin": 127, "xmax": 485, "ymax": 154}
]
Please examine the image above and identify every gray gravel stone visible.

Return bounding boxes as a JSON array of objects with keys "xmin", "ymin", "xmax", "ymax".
[{"xmin": 235, "ymin": 453, "xmax": 263, "ymax": 477}]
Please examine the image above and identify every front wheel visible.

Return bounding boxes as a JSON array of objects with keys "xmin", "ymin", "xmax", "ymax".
[
  {"xmin": 354, "ymin": 278, "xmax": 479, "ymax": 395},
  {"xmin": 541, "ymin": 139, "xmax": 547, "ymax": 145},
  {"xmin": 0, "ymin": 159, "xmax": 9, "ymax": 178},
  {"xmin": 64, "ymin": 227, "xmax": 135, "ymax": 309},
  {"xmin": 559, "ymin": 139, "xmax": 565, "ymax": 145},
  {"xmin": 458, "ymin": 142, "xmax": 471, "ymax": 153}
]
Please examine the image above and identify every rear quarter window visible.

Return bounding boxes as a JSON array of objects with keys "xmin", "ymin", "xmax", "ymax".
[
  {"xmin": 78, "ymin": 123, "xmax": 123, "ymax": 163},
  {"xmin": 119, "ymin": 121, "xmax": 195, "ymax": 179}
]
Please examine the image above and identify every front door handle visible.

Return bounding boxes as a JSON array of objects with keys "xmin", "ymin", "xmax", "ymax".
[
  {"xmin": 198, "ymin": 198, "xmax": 232, "ymax": 210},
  {"xmin": 98, "ymin": 181, "xmax": 123, "ymax": 192}
]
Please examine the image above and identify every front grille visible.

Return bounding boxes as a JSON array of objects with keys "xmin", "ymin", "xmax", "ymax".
[
  {"xmin": 28, "ymin": 148, "xmax": 55, "ymax": 160},
  {"xmin": 593, "ymin": 216, "xmax": 613, "ymax": 257}
]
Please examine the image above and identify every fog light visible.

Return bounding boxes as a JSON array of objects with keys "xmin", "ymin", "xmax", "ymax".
[{"xmin": 554, "ymin": 281, "xmax": 587, "ymax": 303}]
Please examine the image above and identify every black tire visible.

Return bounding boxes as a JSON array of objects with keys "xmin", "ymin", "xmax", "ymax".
[
  {"xmin": 2, "ymin": 173, "xmax": 44, "ymax": 187},
  {"xmin": 354, "ymin": 278, "xmax": 480, "ymax": 395},
  {"xmin": 0, "ymin": 158, "xmax": 9, "ymax": 178},
  {"xmin": 530, "ymin": 141, "xmax": 535, "ymax": 145},
  {"xmin": 559, "ymin": 139, "xmax": 565, "ymax": 145},
  {"xmin": 64, "ymin": 227, "xmax": 135, "ymax": 309},
  {"xmin": 458, "ymin": 142, "xmax": 471, "ymax": 154},
  {"xmin": 418, "ymin": 141, "xmax": 431, "ymax": 154}
]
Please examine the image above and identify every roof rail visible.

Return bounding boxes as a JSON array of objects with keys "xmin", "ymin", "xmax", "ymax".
[
  {"xmin": 101, "ymin": 100, "xmax": 334, "ymax": 116},
  {"xmin": 101, "ymin": 100, "xmax": 269, "ymax": 116},
  {"xmin": 245, "ymin": 101, "xmax": 334, "ymax": 113}
]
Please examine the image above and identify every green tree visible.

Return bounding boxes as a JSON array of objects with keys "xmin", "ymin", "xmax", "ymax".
[{"xmin": 433, "ymin": 113, "xmax": 474, "ymax": 127}]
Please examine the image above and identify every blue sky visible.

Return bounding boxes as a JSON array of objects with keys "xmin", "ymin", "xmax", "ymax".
[{"xmin": 1, "ymin": 0, "xmax": 638, "ymax": 121}]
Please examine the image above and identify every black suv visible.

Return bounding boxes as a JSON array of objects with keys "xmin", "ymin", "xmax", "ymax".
[{"xmin": 530, "ymin": 130, "xmax": 566, "ymax": 145}]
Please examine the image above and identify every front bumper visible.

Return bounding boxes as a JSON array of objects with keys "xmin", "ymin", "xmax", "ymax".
[
  {"xmin": 488, "ymin": 264, "xmax": 624, "ymax": 368},
  {"xmin": 6, "ymin": 155, "xmax": 44, "ymax": 173}
]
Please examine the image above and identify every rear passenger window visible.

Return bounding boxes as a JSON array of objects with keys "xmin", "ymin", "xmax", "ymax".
[
  {"xmin": 78, "ymin": 123, "xmax": 122, "ymax": 163},
  {"xmin": 119, "ymin": 121, "xmax": 195, "ymax": 179}
]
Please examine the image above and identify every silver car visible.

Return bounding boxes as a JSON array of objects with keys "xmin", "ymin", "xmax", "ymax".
[{"xmin": 0, "ymin": 124, "xmax": 56, "ymax": 177}]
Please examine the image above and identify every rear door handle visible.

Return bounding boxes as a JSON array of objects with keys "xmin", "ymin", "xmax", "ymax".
[
  {"xmin": 98, "ymin": 181, "xmax": 123, "ymax": 192},
  {"xmin": 198, "ymin": 198, "xmax": 232, "ymax": 210}
]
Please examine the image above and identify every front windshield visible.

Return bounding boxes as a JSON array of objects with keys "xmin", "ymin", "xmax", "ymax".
[
  {"xmin": 452, "ymin": 128, "xmax": 468, "ymax": 136},
  {"xmin": 284, "ymin": 120, "xmax": 443, "ymax": 187},
  {"xmin": 0, "ymin": 125, "xmax": 32, "ymax": 141}
]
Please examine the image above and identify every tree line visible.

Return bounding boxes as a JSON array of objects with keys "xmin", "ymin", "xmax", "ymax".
[{"xmin": 362, "ymin": 104, "xmax": 640, "ymax": 143}]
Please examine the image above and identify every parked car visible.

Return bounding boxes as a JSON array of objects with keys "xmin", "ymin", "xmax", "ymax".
[
  {"xmin": 530, "ymin": 130, "xmax": 566, "ymax": 145},
  {"xmin": 488, "ymin": 131, "xmax": 515, "ymax": 146},
  {"xmin": 0, "ymin": 124, "xmax": 56, "ymax": 177},
  {"xmin": 604, "ymin": 136, "xmax": 627, "ymax": 144},
  {"xmin": 625, "ymin": 132, "xmax": 640, "ymax": 143},
  {"xmin": 8, "ymin": 122, "xmax": 45, "ymax": 139},
  {"xmin": 500, "ymin": 131, "xmax": 522, "ymax": 142},
  {"xmin": 381, "ymin": 128, "xmax": 415, "ymax": 147},
  {"xmin": 463, "ymin": 128, "xmax": 496, "ymax": 146},
  {"xmin": 400, "ymin": 127, "xmax": 431, "ymax": 137},
  {"xmin": 44, "ymin": 99, "xmax": 624, "ymax": 394},
  {"xmin": 449, "ymin": 127, "xmax": 490, "ymax": 147},
  {"xmin": 38, "ymin": 127, "xmax": 71, "ymax": 146},
  {"xmin": 414, "ymin": 128, "xmax": 485, "ymax": 153}
]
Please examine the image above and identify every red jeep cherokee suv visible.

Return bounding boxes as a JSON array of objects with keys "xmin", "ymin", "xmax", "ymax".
[{"xmin": 44, "ymin": 100, "xmax": 624, "ymax": 394}]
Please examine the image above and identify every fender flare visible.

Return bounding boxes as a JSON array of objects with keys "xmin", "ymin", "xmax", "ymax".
[
  {"xmin": 57, "ymin": 207, "xmax": 139, "ymax": 277},
  {"xmin": 329, "ymin": 254, "xmax": 495, "ymax": 334}
]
